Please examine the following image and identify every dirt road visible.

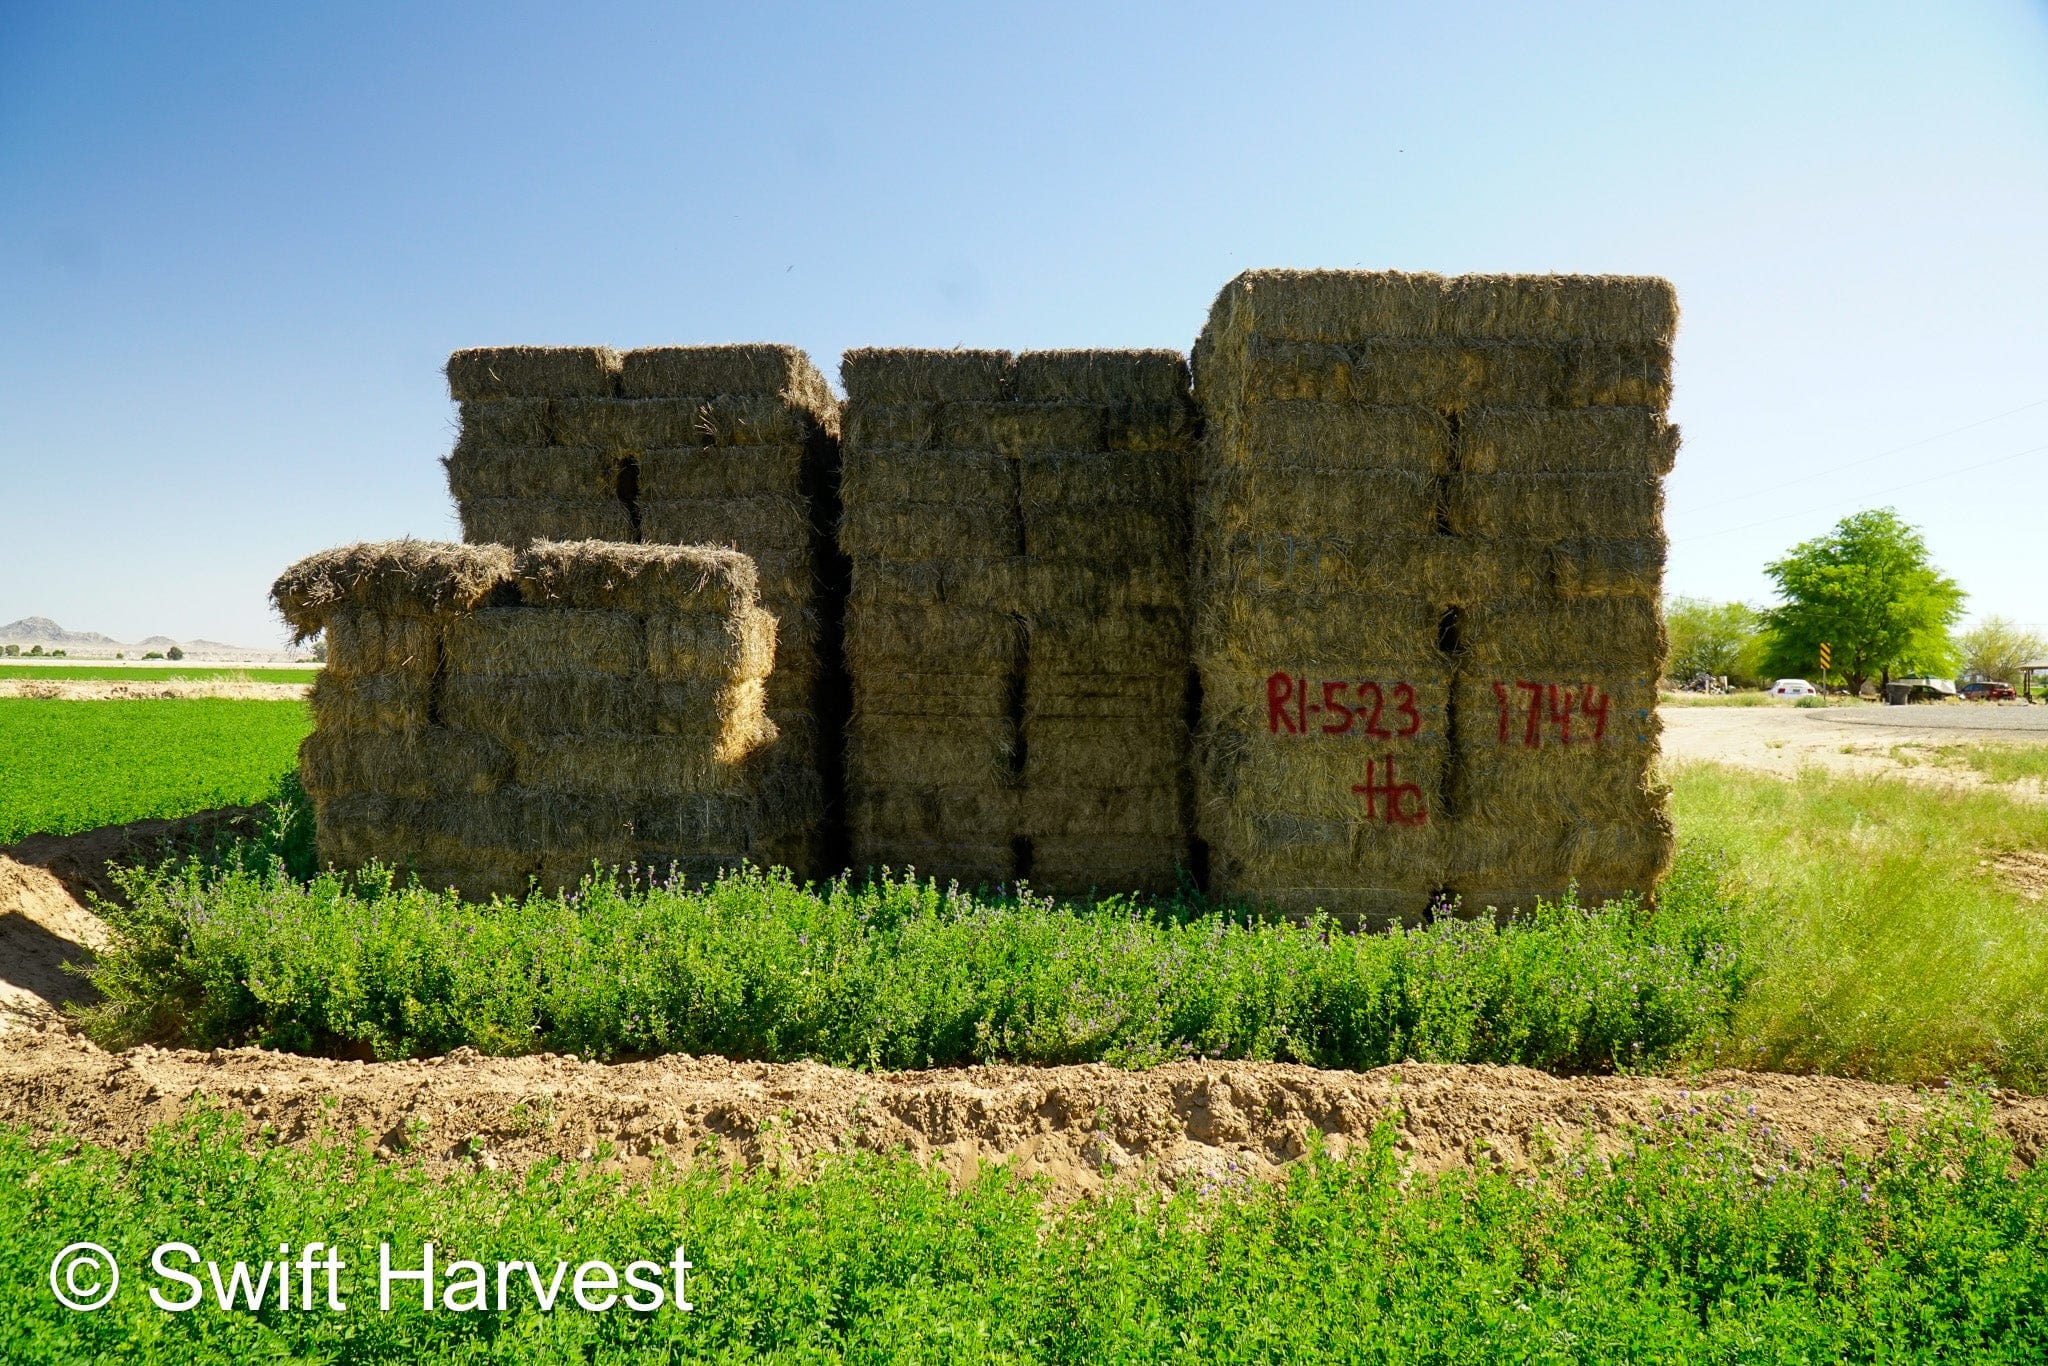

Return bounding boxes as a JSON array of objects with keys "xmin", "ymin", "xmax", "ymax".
[{"xmin": 1659, "ymin": 702, "xmax": 2048, "ymax": 795}]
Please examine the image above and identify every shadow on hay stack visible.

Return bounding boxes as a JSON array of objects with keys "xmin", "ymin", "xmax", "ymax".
[
  {"xmin": 442, "ymin": 344, "xmax": 843, "ymax": 880},
  {"xmin": 272, "ymin": 540, "xmax": 783, "ymax": 899},
  {"xmin": 1192, "ymin": 270, "xmax": 1677, "ymax": 925},
  {"xmin": 838, "ymin": 348, "xmax": 1199, "ymax": 894}
]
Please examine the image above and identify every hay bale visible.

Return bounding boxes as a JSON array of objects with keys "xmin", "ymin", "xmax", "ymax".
[
  {"xmin": 271, "ymin": 542, "xmax": 513, "ymax": 641},
  {"xmin": 446, "ymin": 347, "xmax": 621, "ymax": 401},
  {"xmin": 1193, "ymin": 270, "xmax": 1676, "ymax": 922},
  {"xmin": 274, "ymin": 538, "xmax": 792, "ymax": 900},
  {"xmin": 841, "ymin": 348, "xmax": 1013, "ymax": 402},
  {"xmin": 444, "ymin": 446, "xmax": 624, "ymax": 502},
  {"xmin": 618, "ymin": 344, "xmax": 837, "ymax": 417},
  {"xmin": 638, "ymin": 446, "xmax": 810, "ymax": 501},
  {"xmin": 460, "ymin": 498, "xmax": 635, "ymax": 548}
]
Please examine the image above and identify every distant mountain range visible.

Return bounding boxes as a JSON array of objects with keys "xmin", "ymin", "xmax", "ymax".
[{"xmin": 0, "ymin": 616, "xmax": 272, "ymax": 658}]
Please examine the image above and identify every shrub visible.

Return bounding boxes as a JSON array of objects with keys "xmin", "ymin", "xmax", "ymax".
[{"xmin": 82, "ymin": 846, "xmax": 1750, "ymax": 1072}]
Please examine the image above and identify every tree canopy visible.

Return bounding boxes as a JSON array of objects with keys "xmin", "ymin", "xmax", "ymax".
[
  {"xmin": 1758, "ymin": 509, "xmax": 1964, "ymax": 694},
  {"xmin": 1958, "ymin": 615, "xmax": 2046, "ymax": 686},
  {"xmin": 1664, "ymin": 597, "xmax": 1764, "ymax": 685}
]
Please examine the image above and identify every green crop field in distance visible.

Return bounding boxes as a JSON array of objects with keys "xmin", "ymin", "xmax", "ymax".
[
  {"xmin": 0, "ymin": 698, "xmax": 313, "ymax": 843},
  {"xmin": 0, "ymin": 664, "xmax": 318, "ymax": 683}
]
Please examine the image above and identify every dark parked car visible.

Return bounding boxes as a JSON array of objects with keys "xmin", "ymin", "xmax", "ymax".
[{"xmin": 1960, "ymin": 680, "xmax": 2017, "ymax": 701}]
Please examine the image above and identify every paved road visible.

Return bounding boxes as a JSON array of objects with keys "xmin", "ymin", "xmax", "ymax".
[{"xmin": 1817, "ymin": 704, "xmax": 2048, "ymax": 737}]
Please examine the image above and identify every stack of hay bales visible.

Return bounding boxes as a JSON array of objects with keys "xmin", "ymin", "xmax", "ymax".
[
  {"xmin": 443, "ymin": 344, "xmax": 841, "ymax": 877},
  {"xmin": 1012, "ymin": 350, "xmax": 1197, "ymax": 895},
  {"xmin": 273, "ymin": 539, "xmax": 778, "ymax": 899},
  {"xmin": 839, "ymin": 349, "xmax": 1023, "ymax": 887},
  {"xmin": 838, "ymin": 348, "xmax": 1198, "ymax": 894},
  {"xmin": 1191, "ymin": 270, "xmax": 1676, "ymax": 924}
]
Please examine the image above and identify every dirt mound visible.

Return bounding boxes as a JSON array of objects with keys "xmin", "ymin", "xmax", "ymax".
[
  {"xmin": 2, "ymin": 1029, "xmax": 2040, "ymax": 1200},
  {"xmin": 3, "ymin": 805, "xmax": 268, "ymax": 907},
  {"xmin": 0, "ymin": 859, "xmax": 107, "ymax": 1035}
]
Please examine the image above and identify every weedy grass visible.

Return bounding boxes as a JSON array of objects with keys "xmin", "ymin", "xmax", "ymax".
[
  {"xmin": 80, "ymin": 845, "xmax": 1748, "ymax": 1073},
  {"xmin": 1657, "ymin": 690, "xmax": 1782, "ymax": 707},
  {"xmin": 1669, "ymin": 760, "xmax": 2048, "ymax": 1091},
  {"xmin": 4, "ymin": 1093, "xmax": 2043, "ymax": 1361},
  {"xmin": 0, "ymin": 664, "xmax": 319, "ymax": 683},
  {"xmin": 1933, "ymin": 743, "xmax": 2048, "ymax": 787},
  {"xmin": 0, "ymin": 699, "xmax": 313, "ymax": 842}
]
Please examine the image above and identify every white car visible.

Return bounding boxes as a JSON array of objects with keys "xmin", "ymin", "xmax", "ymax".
[{"xmin": 1770, "ymin": 678, "xmax": 1818, "ymax": 699}]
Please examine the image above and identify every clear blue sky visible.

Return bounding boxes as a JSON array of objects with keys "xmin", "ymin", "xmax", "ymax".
[{"xmin": 4, "ymin": 1, "xmax": 2045, "ymax": 648}]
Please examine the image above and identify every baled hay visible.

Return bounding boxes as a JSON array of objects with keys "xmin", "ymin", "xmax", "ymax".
[
  {"xmin": 1028, "ymin": 836, "xmax": 1188, "ymax": 895},
  {"xmin": 851, "ymin": 670, "xmax": 1013, "ymax": 719},
  {"xmin": 1193, "ymin": 589, "xmax": 1444, "ymax": 667},
  {"xmin": 457, "ymin": 399, "xmax": 550, "ymax": 447},
  {"xmin": 630, "ymin": 494, "xmax": 814, "ymax": 554},
  {"xmin": 1550, "ymin": 537, "xmax": 1666, "ymax": 599},
  {"xmin": 446, "ymin": 347, "xmax": 621, "ymax": 402},
  {"xmin": 298, "ymin": 729, "xmax": 512, "ymax": 802},
  {"xmin": 514, "ymin": 539, "xmax": 759, "ymax": 615},
  {"xmin": 1204, "ymin": 532, "xmax": 1545, "ymax": 603},
  {"xmin": 848, "ymin": 785, "xmax": 1020, "ymax": 845},
  {"xmin": 1021, "ymin": 560, "xmax": 1184, "ymax": 616},
  {"xmin": 309, "ymin": 673, "xmax": 432, "ymax": 733},
  {"xmin": 1019, "ymin": 450, "xmax": 1186, "ymax": 507},
  {"xmin": 549, "ymin": 395, "xmax": 821, "ymax": 450},
  {"xmin": 1198, "ymin": 468, "xmax": 1436, "ymax": 541},
  {"xmin": 637, "ymin": 445, "xmax": 809, "ymax": 500},
  {"xmin": 460, "ymin": 498, "xmax": 634, "ymax": 548},
  {"xmin": 1011, "ymin": 348, "xmax": 1191, "ymax": 406},
  {"xmin": 271, "ymin": 541, "xmax": 513, "ymax": 641},
  {"xmin": 935, "ymin": 402, "xmax": 1104, "ymax": 456},
  {"xmin": 1448, "ymin": 473, "xmax": 1663, "ymax": 541},
  {"xmin": 1459, "ymin": 406, "xmax": 1678, "ymax": 475},
  {"xmin": 842, "ymin": 401, "xmax": 944, "ymax": 454},
  {"xmin": 445, "ymin": 608, "xmax": 644, "ymax": 678},
  {"xmin": 843, "ymin": 602, "xmax": 1023, "ymax": 673},
  {"xmin": 841, "ymin": 348, "xmax": 1013, "ymax": 403},
  {"xmin": 1458, "ymin": 754, "xmax": 1666, "ymax": 829},
  {"xmin": 1023, "ymin": 507, "xmax": 1185, "ymax": 566},
  {"xmin": 646, "ymin": 608, "xmax": 777, "ymax": 683},
  {"xmin": 1241, "ymin": 336, "xmax": 1671, "ymax": 411},
  {"xmin": 1100, "ymin": 401, "xmax": 1200, "ymax": 453},
  {"xmin": 1195, "ymin": 672, "xmax": 1448, "ymax": 763},
  {"xmin": 319, "ymin": 610, "xmax": 440, "ymax": 682},
  {"xmin": 1028, "ymin": 607, "xmax": 1188, "ymax": 668},
  {"xmin": 839, "ymin": 501, "xmax": 1021, "ymax": 562},
  {"xmin": 513, "ymin": 733, "xmax": 765, "ymax": 796},
  {"xmin": 1202, "ymin": 270, "xmax": 1678, "ymax": 349},
  {"xmin": 1025, "ymin": 671, "xmax": 1185, "ymax": 720},
  {"xmin": 841, "ymin": 449, "xmax": 1017, "ymax": 505},
  {"xmin": 846, "ymin": 717, "xmax": 1017, "ymax": 788},
  {"xmin": 444, "ymin": 445, "xmax": 622, "ymax": 501},
  {"xmin": 619, "ymin": 344, "xmax": 836, "ymax": 418},
  {"xmin": 847, "ymin": 557, "xmax": 1027, "ymax": 611},
  {"xmin": 1458, "ymin": 598, "xmax": 1666, "ymax": 672},
  {"xmin": 1200, "ymin": 734, "xmax": 1450, "ymax": 833},
  {"xmin": 1023, "ymin": 720, "xmax": 1184, "ymax": 789},
  {"xmin": 1447, "ymin": 815, "xmax": 1673, "ymax": 888},
  {"xmin": 1218, "ymin": 823, "xmax": 1451, "ymax": 897},
  {"xmin": 1232, "ymin": 402, "xmax": 1450, "ymax": 475},
  {"xmin": 438, "ymin": 673, "xmax": 764, "ymax": 742},
  {"xmin": 1019, "ymin": 785, "xmax": 1183, "ymax": 838}
]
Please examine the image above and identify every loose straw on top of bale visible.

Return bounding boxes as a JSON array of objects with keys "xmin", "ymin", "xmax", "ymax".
[{"xmin": 271, "ymin": 541, "xmax": 514, "ymax": 641}]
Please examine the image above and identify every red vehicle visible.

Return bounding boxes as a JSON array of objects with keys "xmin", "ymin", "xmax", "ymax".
[{"xmin": 1960, "ymin": 680, "xmax": 2017, "ymax": 701}]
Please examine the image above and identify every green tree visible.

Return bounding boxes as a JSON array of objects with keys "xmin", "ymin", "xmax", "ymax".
[
  {"xmin": 166, "ymin": 645, "xmax": 184, "ymax": 660},
  {"xmin": 1759, "ymin": 509, "xmax": 1965, "ymax": 695},
  {"xmin": 1664, "ymin": 597, "xmax": 1764, "ymax": 686},
  {"xmin": 1957, "ymin": 615, "xmax": 2046, "ymax": 685}
]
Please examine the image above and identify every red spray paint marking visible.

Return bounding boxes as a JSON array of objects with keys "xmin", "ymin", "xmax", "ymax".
[
  {"xmin": 1491, "ymin": 682, "xmax": 1615, "ymax": 749},
  {"xmin": 1352, "ymin": 754, "xmax": 1428, "ymax": 825},
  {"xmin": 1264, "ymin": 672, "xmax": 1422, "ymax": 739}
]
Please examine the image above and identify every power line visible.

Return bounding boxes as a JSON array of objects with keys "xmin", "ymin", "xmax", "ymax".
[
  {"xmin": 1684, "ymin": 395, "xmax": 2048, "ymax": 515},
  {"xmin": 1676, "ymin": 439, "xmax": 2048, "ymax": 543}
]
